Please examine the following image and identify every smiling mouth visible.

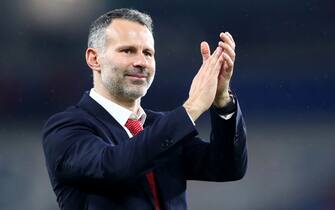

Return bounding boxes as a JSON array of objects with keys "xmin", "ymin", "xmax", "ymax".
[{"xmin": 125, "ymin": 74, "xmax": 147, "ymax": 79}]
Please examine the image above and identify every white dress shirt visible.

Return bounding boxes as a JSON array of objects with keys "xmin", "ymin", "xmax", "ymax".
[{"xmin": 89, "ymin": 89, "xmax": 146, "ymax": 137}]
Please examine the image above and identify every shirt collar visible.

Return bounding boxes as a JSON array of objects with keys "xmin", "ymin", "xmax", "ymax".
[{"xmin": 89, "ymin": 89, "xmax": 146, "ymax": 126}]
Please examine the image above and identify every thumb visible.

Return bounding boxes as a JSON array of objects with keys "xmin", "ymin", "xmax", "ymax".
[{"xmin": 200, "ymin": 41, "xmax": 211, "ymax": 62}]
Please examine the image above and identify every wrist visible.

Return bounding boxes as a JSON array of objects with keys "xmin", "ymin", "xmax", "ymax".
[
  {"xmin": 212, "ymin": 93, "xmax": 236, "ymax": 115},
  {"xmin": 213, "ymin": 92, "xmax": 231, "ymax": 108},
  {"xmin": 183, "ymin": 100, "xmax": 202, "ymax": 122}
]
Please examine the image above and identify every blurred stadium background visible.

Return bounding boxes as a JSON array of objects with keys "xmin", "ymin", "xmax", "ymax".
[{"xmin": 1, "ymin": 0, "xmax": 334, "ymax": 209}]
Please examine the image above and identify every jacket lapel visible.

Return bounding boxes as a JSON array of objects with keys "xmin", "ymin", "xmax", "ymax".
[{"xmin": 77, "ymin": 92, "xmax": 129, "ymax": 145}]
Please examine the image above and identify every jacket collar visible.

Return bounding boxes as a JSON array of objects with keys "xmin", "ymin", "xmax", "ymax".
[{"xmin": 77, "ymin": 91, "xmax": 129, "ymax": 144}]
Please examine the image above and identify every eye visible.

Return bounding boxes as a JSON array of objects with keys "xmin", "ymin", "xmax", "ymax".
[
  {"xmin": 144, "ymin": 51, "xmax": 153, "ymax": 57},
  {"xmin": 121, "ymin": 49, "xmax": 132, "ymax": 54}
]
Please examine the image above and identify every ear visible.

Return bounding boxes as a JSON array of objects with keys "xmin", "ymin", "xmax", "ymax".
[{"xmin": 86, "ymin": 48, "xmax": 101, "ymax": 72}]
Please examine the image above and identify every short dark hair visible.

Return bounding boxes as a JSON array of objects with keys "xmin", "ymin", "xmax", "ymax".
[{"xmin": 87, "ymin": 8, "xmax": 153, "ymax": 51}]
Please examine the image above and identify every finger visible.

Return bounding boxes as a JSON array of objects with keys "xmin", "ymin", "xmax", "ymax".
[
  {"xmin": 213, "ymin": 52, "xmax": 225, "ymax": 75},
  {"xmin": 224, "ymin": 32, "xmax": 236, "ymax": 47},
  {"xmin": 200, "ymin": 41, "xmax": 211, "ymax": 62},
  {"xmin": 195, "ymin": 46, "xmax": 218, "ymax": 79},
  {"xmin": 219, "ymin": 32, "xmax": 235, "ymax": 50},
  {"xmin": 191, "ymin": 46, "xmax": 221, "ymax": 93},
  {"xmin": 209, "ymin": 47, "xmax": 222, "ymax": 67},
  {"xmin": 222, "ymin": 52, "xmax": 234, "ymax": 69},
  {"xmin": 200, "ymin": 47, "xmax": 222, "ymax": 77},
  {"xmin": 218, "ymin": 41, "xmax": 235, "ymax": 61},
  {"xmin": 198, "ymin": 45, "xmax": 215, "ymax": 73},
  {"xmin": 191, "ymin": 47, "xmax": 220, "ymax": 94}
]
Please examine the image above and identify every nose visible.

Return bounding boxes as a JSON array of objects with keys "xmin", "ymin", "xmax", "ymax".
[{"xmin": 132, "ymin": 53, "xmax": 149, "ymax": 68}]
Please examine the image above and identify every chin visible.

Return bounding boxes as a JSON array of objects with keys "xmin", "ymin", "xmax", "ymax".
[{"xmin": 124, "ymin": 89, "xmax": 147, "ymax": 100}]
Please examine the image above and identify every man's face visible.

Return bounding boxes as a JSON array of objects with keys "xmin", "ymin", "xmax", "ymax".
[{"xmin": 99, "ymin": 19, "xmax": 155, "ymax": 101}]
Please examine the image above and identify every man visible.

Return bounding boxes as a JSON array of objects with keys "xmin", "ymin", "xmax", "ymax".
[{"xmin": 42, "ymin": 8, "xmax": 247, "ymax": 210}]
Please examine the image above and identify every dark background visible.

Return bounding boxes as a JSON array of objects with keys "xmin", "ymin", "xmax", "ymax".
[{"xmin": 1, "ymin": 0, "xmax": 334, "ymax": 209}]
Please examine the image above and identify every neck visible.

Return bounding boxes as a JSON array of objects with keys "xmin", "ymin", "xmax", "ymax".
[{"xmin": 94, "ymin": 84, "xmax": 141, "ymax": 114}]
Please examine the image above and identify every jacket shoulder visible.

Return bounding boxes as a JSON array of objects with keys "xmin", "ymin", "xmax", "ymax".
[{"xmin": 42, "ymin": 105, "xmax": 93, "ymax": 138}]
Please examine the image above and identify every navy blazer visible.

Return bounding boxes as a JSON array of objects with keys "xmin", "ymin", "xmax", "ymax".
[{"xmin": 42, "ymin": 92, "xmax": 247, "ymax": 210}]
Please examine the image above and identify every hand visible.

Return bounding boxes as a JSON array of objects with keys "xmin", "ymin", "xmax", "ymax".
[
  {"xmin": 214, "ymin": 32, "xmax": 236, "ymax": 107},
  {"xmin": 183, "ymin": 44, "xmax": 224, "ymax": 121}
]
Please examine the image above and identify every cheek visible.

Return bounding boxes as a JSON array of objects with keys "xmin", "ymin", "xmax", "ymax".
[
  {"xmin": 149, "ymin": 61, "xmax": 156, "ymax": 75},
  {"xmin": 148, "ymin": 68, "xmax": 155, "ymax": 79},
  {"xmin": 101, "ymin": 59, "xmax": 123, "ymax": 74},
  {"xmin": 101, "ymin": 52, "xmax": 126, "ymax": 68}
]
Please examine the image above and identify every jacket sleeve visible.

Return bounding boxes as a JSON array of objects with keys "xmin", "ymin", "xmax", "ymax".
[
  {"xmin": 42, "ymin": 106, "xmax": 197, "ymax": 186},
  {"xmin": 182, "ymin": 98, "xmax": 247, "ymax": 181}
]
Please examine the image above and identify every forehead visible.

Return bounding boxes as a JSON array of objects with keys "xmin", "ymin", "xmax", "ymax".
[{"xmin": 105, "ymin": 19, "xmax": 154, "ymax": 49}]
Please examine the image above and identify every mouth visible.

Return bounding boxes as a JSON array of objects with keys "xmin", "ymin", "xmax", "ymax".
[{"xmin": 125, "ymin": 73, "xmax": 147, "ymax": 80}]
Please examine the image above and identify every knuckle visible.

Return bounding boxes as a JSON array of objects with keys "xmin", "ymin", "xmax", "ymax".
[{"xmin": 232, "ymin": 52, "xmax": 236, "ymax": 58}]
